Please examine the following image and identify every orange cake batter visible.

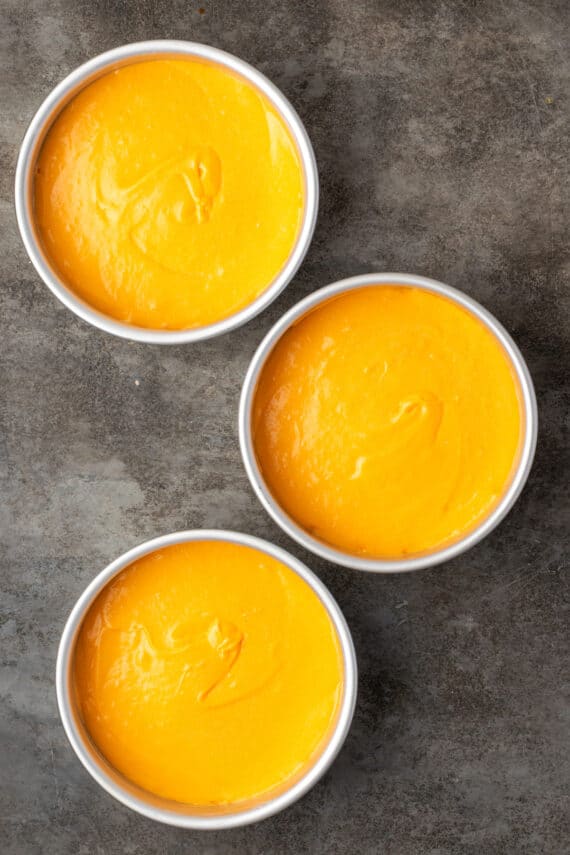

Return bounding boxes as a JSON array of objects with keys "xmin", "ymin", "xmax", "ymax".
[
  {"xmin": 34, "ymin": 59, "xmax": 304, "ymax": 329},
  {"xmin": 73, "ymin": 541, "xmax": 343, "ymax": 805},
  {"xmin": 252, "ymin": 286, "xmax": 523, "ymax": 558}
]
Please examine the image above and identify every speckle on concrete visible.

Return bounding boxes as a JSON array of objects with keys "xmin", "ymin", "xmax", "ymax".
[{"xmin": 1, "ymin": 1, "xmax": 569, "ymax": 853}]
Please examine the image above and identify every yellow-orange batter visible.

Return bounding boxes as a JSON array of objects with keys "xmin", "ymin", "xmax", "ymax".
[
  {"xmin": 252, "ymin": 286, "xmax": 523, "ymax": 558},
  {"xmin": 73, "ymin": 541, "xmax": 343, "ymax": 805},
  {"xmin": 35, "ymin": 59, "xmax": 304, "ymax": 329}
]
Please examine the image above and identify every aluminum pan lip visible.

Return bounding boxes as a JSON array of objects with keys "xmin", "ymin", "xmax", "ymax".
[
  {"xmin": 15, "ymin": 40, "xmax": 319, "ymax": 344},
  {"xmin": 56, "ymin": 529, "xmax": 357, "ymax": 828},
  {"xmin": 239, "ymin": 272, "xmax": 538, "ymax": 573}
]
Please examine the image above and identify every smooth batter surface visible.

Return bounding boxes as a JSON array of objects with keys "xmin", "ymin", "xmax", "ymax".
[
  {"xmin": 35, "ymin": 59, "xmax": 304, "ymax": 329},
  {"xmin": 73, "ymin": 541, "xmax": 343, "ymax": 805},
  {"xmin": 252, "ymin": 286, "xmax": 523, "ymax": 558}
]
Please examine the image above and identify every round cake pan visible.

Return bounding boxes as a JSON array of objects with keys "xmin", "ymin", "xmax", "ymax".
[
  {"xmin": 15, "ymin": 41, "xmax": 318, "ymax": 344},
  {"xmin": 239, "ymin": 273, "xmax": 538, "ymax": 573},
  {"xmin": 56, "ymin": 530, "xmax": 357, "ymax": 828}
]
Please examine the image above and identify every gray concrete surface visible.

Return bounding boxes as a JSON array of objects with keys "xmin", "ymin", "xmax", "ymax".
[{"xmin": 1, "ymin": 1, "xmax": 569, "ymax": 853}]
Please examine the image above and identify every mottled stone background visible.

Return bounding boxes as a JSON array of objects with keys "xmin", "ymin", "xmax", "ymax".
[{"xmin": 1, "ymin": 1, "xmax": 568, "ymax": 853}]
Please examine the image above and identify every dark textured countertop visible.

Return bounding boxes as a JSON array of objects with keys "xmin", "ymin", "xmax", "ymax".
[{"xmin": 1, "ymin": 1, "xmax": 568, "ymax": 853}]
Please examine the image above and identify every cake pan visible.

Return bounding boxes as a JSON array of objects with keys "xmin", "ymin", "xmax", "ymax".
[
  {"xmin": 239, "ymin": 273, "xmax": 538, "ymax": 573},
  {"xmin": 15, "ymin": 41, "xmax": 318, "ymax": 344},
  {"xmin": 56, "ymin": 530, "xmax": 357, "ymax": 829}
]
